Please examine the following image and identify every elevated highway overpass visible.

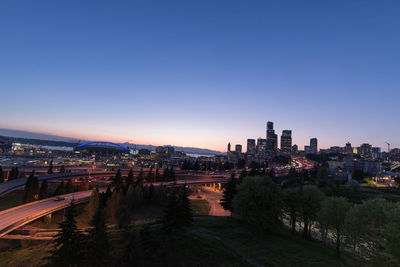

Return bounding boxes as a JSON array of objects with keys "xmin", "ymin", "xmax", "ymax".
[
  {"xmin": 0, "ymin": 172, "xmax": 115, "ymax": 197},
  {"xmin": 0, "ymin": 176, "xmax": 232, "ymax": 238}
]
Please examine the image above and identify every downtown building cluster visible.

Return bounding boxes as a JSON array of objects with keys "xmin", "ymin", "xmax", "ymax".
[{"xmin": 226, "ymin": 121, "xmax": 318, "ymax": 164}]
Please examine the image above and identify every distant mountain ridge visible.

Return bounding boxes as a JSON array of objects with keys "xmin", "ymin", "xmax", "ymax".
[{"xmin": 0, "ymin": 128, "xmax": 224, "ymax": 155}]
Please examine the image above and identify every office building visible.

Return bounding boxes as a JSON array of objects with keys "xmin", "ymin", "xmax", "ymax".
[
  {"xmin": 266, "ymin": 121, "xmax": 278, "ymax": 154},
  {"xmin": 310, "ymin": 138, "xmax": 318, "ymax": 154},
  {"xmin": 235, "ymin": 144, "xmax": 242, "ymax": 154},
  {"xmin": 280, "ymin": 130, "xmax": 292, "ymax": 154},
  {"xmin": 247, "ymin": 139, "xmax": 256, "ymax": 154},
  {"xmin": 227, "ymin": 142, "xmax": 231, "ymax": 152}
]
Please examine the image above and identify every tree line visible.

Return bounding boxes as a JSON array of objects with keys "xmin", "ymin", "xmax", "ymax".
[
  {"xmin": 48, "ymin": 182, "xmax": 193, "ymax": 266},
  {"xmin": 221, "ymin": 173, "xmax": 400, "ymax": 263}
]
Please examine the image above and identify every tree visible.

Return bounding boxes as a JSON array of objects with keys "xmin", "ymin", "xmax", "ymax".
[
  {"xmin": 384, "ymin": 202, "xmax": 400, "ymax": 261},
  {"xmin": 11, "ymin": 167, "xmax": 18, "ymax": 179},
  {"xmin": 179, "ymin": 186, "xmax": 193, "ymax": 226},
  {"xmin": 87, "ymin": 205, "xmax": 109, "ymax": 265},
  {"xmin": 59, "ymin": 165, "xmax": 65, "ymax": 174},
  {"xmin": 162, "ymin": 187, "xmax": 193, "ymax": 230},
  {"xmin": 318, "ymin": 197, "xmax": 351, "ymax": 257},
  {"xmin": 126, "ymin": 169, "xmax": 134, "ymax": 187},
  {"xmin": 23, "ymin": 171, "xmax": 39, "ymax": 203},
  {"xmin": 298, "ymin": 185, "xmax": 324, "ymax": 239},
  {"xmin": 54, "ymin": 181, "xmax": 65, "ymax": 196},
  {"xmin": 344, "ymin": 198, "xmax": 393, "ymax": 261},
  {"xmin": 48, "ymin": 161, "xmax": 53, "ymax": 174},
  {"xmin": 239, "ymin": 169, "xmax": 247, "ymax": 183},
  {"xmin": 9, "ymin": 167, "xmax": 15, "ymax": 181},
  {"xmin": 268, "ymin": 168, "xmax": 275, "ymax": 179},
  {"xmin": 233, "ymin": 176, "xmax": 283, "ymax": 230},
  {"xmin": 220, "ymin": 174, "xmax": 237, "ymax": 215},
  {"xmin": 163, "ymin": 167, "xmax": 170, "ymax": 181},
  {"xmin": 155, "ymin": 167, "xmax": 160, "ymax": 182},
  {"xmin": 0, "ymin": 165, "xmax": 4, "ymax": 183},
  {"xmin": 87, "ymin": 188, "xmax": 100, "ymax": 223},
  {"xmin": 65, "ymin": 179, "xmax": 73, "ymax": 194},
  {"xmin": 49, "ymin": 202, "xmax": 86, "ymax": 266},
  {"xmin": 39, "ymin": 180, "xmax": 48, "ymax": 199},
  {"xmin": 136, "ymin": 169, "xmax": 144, "ymax": 188},
  {"xmin": 169, "ymin": 167, "xmax": 176, "ymax": 182},
  {"xmin": 317, "ymin": 163, "xmax": 329, "ymax": 187},
  {"xmin": 112, "ymin": 169, "xmax": 123, "ymax": 190},
  {"xmin": 147, "ymin": 167, "xmax": 153, "ymax": 183},
  {"xmin": 282, "ymin": 188, "xmax": 302, "ymax": 234}
]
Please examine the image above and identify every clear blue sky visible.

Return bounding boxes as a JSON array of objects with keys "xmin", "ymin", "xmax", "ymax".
[{"xmin": 1, "ymin": 0, "xmax": 399, "ymax": 151}]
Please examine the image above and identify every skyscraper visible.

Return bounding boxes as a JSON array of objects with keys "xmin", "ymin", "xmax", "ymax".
[
  {"xmin": 235, "ymin": 144, "xmax": 242, "ymax": 154},
  {"xmin": 247, "ymin": 139, "xmax": 256, "ymax": 154},
  {"xmin": 256, "ymin": 138, "xmax": 267, "ymax": 156},
  {"xmin": 227, "ymin": 142, "xmax": 231, "ymax": 152},
  {"xmin": 266, "ymin": 121, "xmax": 277, "ymax": 154},
  {"xmin": 310, "ymin": 138, "xmax": 318, "ymax": 154},
  {"xmin": 280, "ymin": 130, "xmax": 292, "ymax": 154}
]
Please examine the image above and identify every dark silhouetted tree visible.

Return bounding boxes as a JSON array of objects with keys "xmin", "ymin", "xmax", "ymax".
[
  {"xmin": 39, "ymin": 180, "xmax": 48, "ymax": 199},
  {"xmin": 49, "ymin": 202, "xmax": 86, "ymax": 266},
  {"xmin": 59, "ymin": 165, "xmax": 65, "ymax": 174},
  {"xmin": 220, "ymin": 174, "xmax": 237, "ymax": 215},
  {"xmin": 113, "ymin": 169, "xmax": 123, "ymax": 190},
  {"xmin": 48, "ymin": 161, "xmax": 53, "ymax": 174},
  {"xmin": 87, "ymin": 205, "xmax": 109, "ymax": 265},
  {"xmin": 65, "ymin": 179, "xmax": 73, "ymax": 194},
  {"xmin": 0, "ymin": 165, "xmax": 3, "ymax": 183}
]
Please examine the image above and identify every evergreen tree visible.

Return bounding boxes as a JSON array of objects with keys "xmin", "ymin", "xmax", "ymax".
[
  {"xmin": 23, "ymin": 171, "xmax": 39, "ymax": 203},
  {"xmin": 39, "ymin": 180, "xmax": 48, "ymax": 199},
  {"xmin": 126, "ymin": 169, "xmax": 134, "ymax": 187},
  {"xmin": 87, "ymin": 188, "xmax": 100, "ymax": 224},
  {"xmin": 170, "ymin": 167, "xmax": 176, "ymax": 182},
  {"xmin": 22, "ymin": 170, "xmax": 34, "ymax": 203},
  {"xmin": 54, "ymin": 181, "xmax": 65, "ymax": 196},
  {"xmin": 65, "ymin": 179, "xmax": 73, "ymax": 194},
  {"xmin": 149, "ymin": 184, "xmax": 155, "ymax": 201},
  {"xmin": 163, "ymin": 167, "xmax": 170, "ymax": 181},
  {"xmin": 59, "ymin": 165, "xmax": 65, "ymax": 174},
  {"xmin": 14, "ymin": 167, "xmax": 19, "ymax": 179},
  {"xmin": 162, "ymin": 189, "xmax": 179, "ymax": 229},
  {"xmin": 105, "ymin": 185, "xmax": 112, "ymax": 200},
  {"xmin": 178, "ymin": 186, "xmax": 193, "ymax": 225},
  {"xmin": 239, "ymin": 169, "xmax": 247, "ymax": 183},
  {"xmin": 112, "ymin": 169, "xmax": 123, "ymax": 190},
  {"xmin": 155, "ymin": 167, "xmax": 160, "ymax": 182},
  {"xmin": 220, "ymin": 174, "xmax": 237, "ymax": 215},
  {"xmin": 0, "ymin": 165, "xmax": 4, "ymax": 183},
  {"xmin": 49, "ymin": 202, "xmax": 86, "ymax": 266},
  {"xmin": 87, "ymin": 205, "xmax": 109, "ymax": 265},
  {"xmin": 9, "ymin": 167, "xmax": 15, "ymax": 181},
  {"xmin": 147, "ymin": 167, "xmax": 153, "ymax": 183},
  {"xmin": 162, "ymin": 187, "xmax": 192, "ymax": 230},
  {"xmin": 29, "ymin": 175, "xmax": 39, "ymax": 202},
  {"xmin": 48, "ymin": 161, "xmax": 53, "ymax": 174},
  {"xmin": 136, "ymin": 168, "xmax": 144, "ymax": 188}
]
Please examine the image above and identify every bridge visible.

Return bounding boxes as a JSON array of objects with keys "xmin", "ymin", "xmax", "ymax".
[
  {"xmin": 0, "ymin": 177, "xmax": 231, "ymax": 238},
  {"xmin": 0, "ymin": 172, "xmax": 115, "ymax": 197}
]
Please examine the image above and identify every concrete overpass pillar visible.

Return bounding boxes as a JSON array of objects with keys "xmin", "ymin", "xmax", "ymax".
[{"xmin": 218, "ymin": 183, "xmax": 221, "ymax": 191}]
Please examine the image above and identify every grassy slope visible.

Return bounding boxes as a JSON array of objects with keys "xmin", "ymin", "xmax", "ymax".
[{"xmin": 0, "ymin": 216, "xmax": 361, "ymax": 267}]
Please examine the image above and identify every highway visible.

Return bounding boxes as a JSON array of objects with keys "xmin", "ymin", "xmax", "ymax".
[
  {"xmin": 0, "ymin": 191, "xmax": 93, "ymax": 238},
  {"xmin": 0, "ymin": 172, "xmax": 114, "ymax": 197},
  {"xmin": 0, "ymin": 176, "xmax": 231, "ymax": 238}
]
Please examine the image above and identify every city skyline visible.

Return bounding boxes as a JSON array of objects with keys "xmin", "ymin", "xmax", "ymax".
[{"xmin": 1, "ymin": 1, "xmax": 400, "ymax": 151}]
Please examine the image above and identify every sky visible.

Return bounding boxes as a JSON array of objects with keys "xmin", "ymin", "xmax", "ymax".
[{"xmin": 0, "ymin": 0, "xmax": 399, "ymax": 152}]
